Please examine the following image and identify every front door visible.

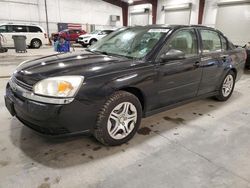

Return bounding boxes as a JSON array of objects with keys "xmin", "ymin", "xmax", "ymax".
[{"xmin": 155, "ymin": 28, "xmax": 202, "ymax": 108}]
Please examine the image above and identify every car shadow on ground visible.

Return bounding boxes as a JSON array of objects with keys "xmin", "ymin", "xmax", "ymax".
[{"xmin": 8, "ymin": 89, "xmax": 243, "ymax": 169}]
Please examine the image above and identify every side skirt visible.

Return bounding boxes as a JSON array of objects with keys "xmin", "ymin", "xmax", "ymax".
[{"xmin": 144, "ymin": 91, "xmax": 218, "ymax": 118}]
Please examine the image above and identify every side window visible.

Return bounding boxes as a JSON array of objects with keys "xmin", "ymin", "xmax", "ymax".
[
  {"xmin": 159, "ymin": 29, "xmax": 198, "ymax": 58},
  {"xmin": 28, "ymin": 26, "xmax": 42, "ymax": 33},
  {"xmin": 200, "ymin": 30, "xmax": 222, "ymax": 53},
  {"xmin": 0, "ymin": 25, "xmax": 7, "ymax": 32},
  {"xmin": 13, "ymin": 25, "xmax": 28, "ymax": 32},
  {"xmin": 69, "ymin": 30, "xmax": 75, "ymax": 34},
  {"xmin": 220, "ymin": 35, "xmax": 227, "ymax": 51},
  {"xmin": 7, "ymin": 25, "xmax": 13, "ymax": 32},
  {"xmin": 74, "ymin": 30, "xmax": 80, "ymax": 34},
  {"xmin": 102, "ymin": 31, "xmax": 109, "ymax": 35}
]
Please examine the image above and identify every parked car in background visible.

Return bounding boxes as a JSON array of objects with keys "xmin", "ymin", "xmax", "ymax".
[
  {"xmin": 0, "ymin": 23, "xmax": 48, "ymax": 49},
  {"xmin": 5, "ymin": 25, "xmax": 246, "ymax": 146},
  {"xmin": 53, "ymin": 29, "xmax": 86, "ymax": 42},
  {"xmin": 78, "ymin": 30, "xmax": 114, "ymax": 47}
]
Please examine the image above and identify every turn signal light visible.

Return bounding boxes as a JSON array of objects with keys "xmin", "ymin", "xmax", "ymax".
[{"xmin": 58, "ymin": 81, "xmax": 73, "ymax": 93}]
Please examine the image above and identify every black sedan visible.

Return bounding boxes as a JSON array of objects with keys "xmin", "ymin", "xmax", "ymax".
[{"xmin": 5, "ymin": 25, "xmax": 246, "ymax": 145}]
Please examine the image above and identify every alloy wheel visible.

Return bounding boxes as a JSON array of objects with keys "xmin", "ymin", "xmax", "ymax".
[
  {"xmin": 107, "ymin": 102, "xmax": 137, "ymax": 140},
  {"xmin": 222, "ymin": 74, "xmax": 234, "ymax": 97}
]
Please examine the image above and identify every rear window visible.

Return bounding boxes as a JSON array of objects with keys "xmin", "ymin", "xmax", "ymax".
[
  {"xmin": 28, "ymin": 26, "xmax": 42, "ymax": 32},
  {"xmin": 200, "ymin": 29, "xmax": 222, "ymax": 53},
  {"xmin": 220, "ymin": 35, "xmax": 228, "ymax": 51}
]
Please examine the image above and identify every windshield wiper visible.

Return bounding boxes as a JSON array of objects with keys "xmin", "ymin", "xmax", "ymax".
[{"xmin": 87, "ymin": 49, "xmax": 134, "ymax": 59}]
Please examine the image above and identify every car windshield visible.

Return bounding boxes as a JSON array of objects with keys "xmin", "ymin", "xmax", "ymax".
[
  {"xmin": 88, "ymin": 27, "xmax": 170, "ymax": 59},
  {"xmin": 90, "ymin": 30, "xmax": 100, "ymax": 34}
]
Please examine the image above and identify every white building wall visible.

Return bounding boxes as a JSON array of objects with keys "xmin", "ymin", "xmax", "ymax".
[
  {"xmin": 0, "ymin": 0, "xmax": 123, "ymax": 34},
  {"xmin": 157, "ymin": 0, "xmax": 200, "ymax": 24},
  {"xmin": 202, "ymin": 0, "xmax": 218, "ymax": 27}
]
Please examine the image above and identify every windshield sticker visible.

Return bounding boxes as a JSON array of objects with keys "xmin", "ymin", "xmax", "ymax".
[{"xmin": 148, "ymin": 29, "xmax": 170, "ymax": 33}]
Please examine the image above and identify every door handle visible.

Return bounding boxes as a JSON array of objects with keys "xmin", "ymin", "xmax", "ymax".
[{"xmin": 193, "ymin": 61, "xmax": 200, "ymax": 68}]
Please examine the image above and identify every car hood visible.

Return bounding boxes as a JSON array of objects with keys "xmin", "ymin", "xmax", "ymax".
[{"xmin": 13, "ymin": 51, "xmax": 136, "ymax": 86}]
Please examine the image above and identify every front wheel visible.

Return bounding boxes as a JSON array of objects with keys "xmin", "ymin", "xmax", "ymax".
[
  {"xmin": 89, "ymin": 39, "xmax": 97, "ymax": 46},
  {"xmin": 215, "ymin": 71, "xmax": 236, "ymax": 101},
  {"xmin": 94, "ymin": 91, "xmax": 142, "ymax": 146}
]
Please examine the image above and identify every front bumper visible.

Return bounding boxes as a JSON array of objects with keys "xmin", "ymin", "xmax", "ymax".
[
  {"xmin": 78, "ymin": 38, "xmax": 90, "ymax": 45},
  {"xmin": 5, "ymin": 84, "xmax": 97, "ymax": 137}
]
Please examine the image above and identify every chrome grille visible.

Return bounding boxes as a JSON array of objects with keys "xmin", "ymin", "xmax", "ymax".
[{"xmin": 11, "ymin": 76, "xmax": 33, "ymax": 91}]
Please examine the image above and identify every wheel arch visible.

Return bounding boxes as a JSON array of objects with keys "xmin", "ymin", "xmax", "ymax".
[
  {"xmin": 119, "ymin": 87, "xmax": 146, "ymax": 113},
  {"xmin": 230, "ymin": 67, "xmax": 237, "ymax": 78},
  {"xmin": 90, "ymin": 38, "xmax": 97, "ymax": 42}
]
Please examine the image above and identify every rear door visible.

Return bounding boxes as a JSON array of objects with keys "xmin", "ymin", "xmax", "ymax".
[
  {"xmin": 12, "ymin": 25, "xmax": 28, "ymax": 46},
  {"xmin": 197, "ymin": 29, "xmax": 225, "ymax": 95},
  {"xmin": 27, "ymin": 26, "xmax": 44, "ymax": 45},
  {"xmin": 155, "ymin": 28, "xmax": 202, "ymax": 108}
]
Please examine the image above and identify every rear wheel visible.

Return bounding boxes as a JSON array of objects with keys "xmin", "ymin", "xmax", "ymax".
[
  {"xmin": 31, "ymin": 39, "xmax": 42, "ymax": 49},
  {"xmin": 215, "ymin": 71, "xmax": 235, "ymax": 101},
  {"xmin": 94, "ymin": 91, "xmax": 142, "ymax": 146}
]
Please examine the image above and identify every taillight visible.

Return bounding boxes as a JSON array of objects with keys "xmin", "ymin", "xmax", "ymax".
[{"xmin": 44, "ymin": 33, "xmax": 47, "ymax": 38}]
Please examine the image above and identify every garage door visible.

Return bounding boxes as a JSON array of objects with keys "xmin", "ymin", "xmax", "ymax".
[
  {"xmin": 215, "ymin": 2, "xmax": 250, "ymax": 46},
  {"xmin": 163, "ymin": 4, "xmax": 192, "ymax": 25},
  {"xmin": 130, "ymin": 13, "xmax": 149, "ymax": 26},
  {"xmin": 165, "ymin": 9, "xmax": 191, "ymax": 25}
]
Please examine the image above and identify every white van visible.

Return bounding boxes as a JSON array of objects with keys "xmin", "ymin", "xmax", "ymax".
[{"xmin": 0, "ymin": 23, "xmax": 48, "ymax": 49}]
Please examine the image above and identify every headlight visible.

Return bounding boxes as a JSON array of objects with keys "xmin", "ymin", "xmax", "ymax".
[{"xmin": 33, "ymin": 76, "xmax": 84, "ymax": 98}]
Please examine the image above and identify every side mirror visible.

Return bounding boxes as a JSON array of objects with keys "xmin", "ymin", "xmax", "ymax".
[{"xmin": 160, "ymin": 49, "xmax": 185, "ymax": 61}]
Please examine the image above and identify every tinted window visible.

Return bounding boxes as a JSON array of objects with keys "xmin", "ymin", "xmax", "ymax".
[
  {"xmin": 13, "ymin": 25, "xmax": 28, "ymax": 32},
  {"xmin": 228, "ymin": 40, "xmax": 235, "ymax": 50},
  {"xmin": 28, "ymin": 26, "xmax": 42, "ymax": 32},
  {"xmin": 7, "ymin": 25, "xmax": 13, "ymax": 32},
  {"xmin": 0, "ymin": 25, "xmax": 7, "ymax": 32},
  {"xmin": 220, "ymin": 35, "xmax": 227, "ymax": 51},
  {"xmin": 200, "ymin": 30, "xmax": 221, "ymax": 53},
  {"xmin": 161, "ymin": 29, "xmax": 198, "ymax": 58},
  {"xmin": 102, "ymin": 30, "xmax": 113, "ymax": 35}
]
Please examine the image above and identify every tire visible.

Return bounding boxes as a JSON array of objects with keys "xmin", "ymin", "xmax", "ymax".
[
  {"xmin": 31, "ymin": 39, "xmax": 42, "ymax": 49},
  {"xmin": 89, "ymin": 39, "xmax": 97, "ymax": 46},
  {"xmin": 215, "ymin": 70, "xmax": 236, "ymax": 101},
  {"xmin": 94, "ymin": 91, "xmax": 142, "ymax": 146}
]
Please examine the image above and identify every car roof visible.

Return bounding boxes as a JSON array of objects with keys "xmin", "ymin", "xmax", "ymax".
[
  {"xmin": 126, "ymin": 24, "xmax": 222, "ymax": 34},
  {"xmin": 0, "ymin": 23, "xmax": 42, "ymax": 27},
  {"xmin": 130, "ymin": 24, "xmax": 216, "ymax": 30}
]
